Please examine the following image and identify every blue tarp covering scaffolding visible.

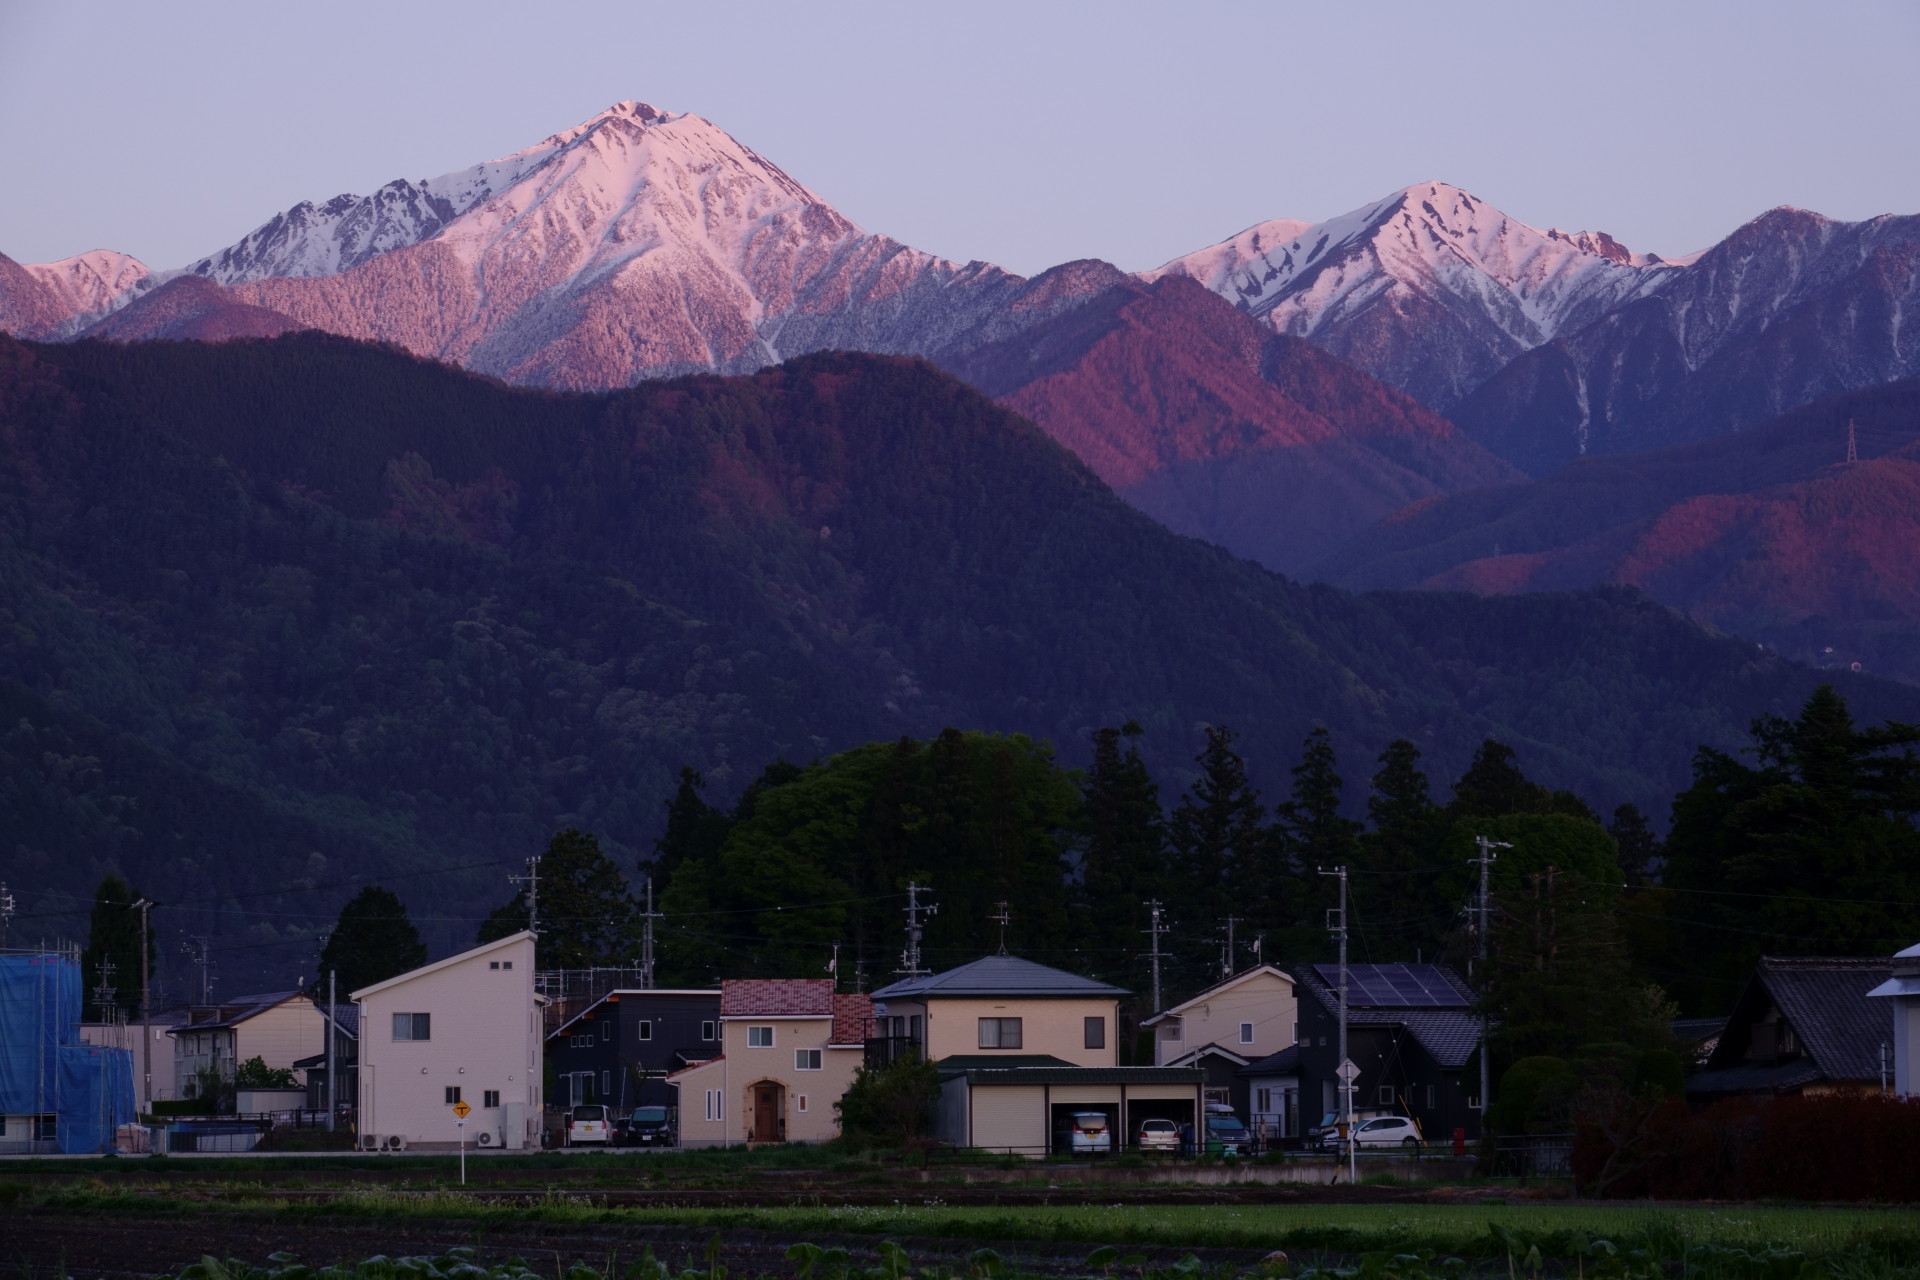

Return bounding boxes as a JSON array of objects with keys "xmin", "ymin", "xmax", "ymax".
[{"xmin": 0, "ymin": 952, "xmax": 138, "ymax": 1152}]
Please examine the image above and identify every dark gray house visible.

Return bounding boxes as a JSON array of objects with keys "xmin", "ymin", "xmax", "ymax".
[
  {"xmin": 1688, "ymin": 956, "xmax": 1892, "ymax": 1098},
  {"xmin": 545, "ymin": 988, "xmax": 721, "ymax": 1111},
  {"xmin": 293, "ymin": 1003, "xmax": 358, "ymax": 1114},
  {"xmin": 1285, "ymin": 962, "xmax": 1483, "ymax": 1144}
]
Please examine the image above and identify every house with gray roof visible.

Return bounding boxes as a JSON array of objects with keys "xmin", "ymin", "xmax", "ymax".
[
  {"xmin": 1288, "ymin": 962, "xmax": 1485, "ymax": 1143},
  {"xmin": 1690, "ymin": 956, "xmax": 1893, "ymax": 1097}
]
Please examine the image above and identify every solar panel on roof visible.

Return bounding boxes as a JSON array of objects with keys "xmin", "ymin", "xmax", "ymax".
[{"xmin": 1312, "ymin": 963, "xmax": 1466, "ymax": 1008}]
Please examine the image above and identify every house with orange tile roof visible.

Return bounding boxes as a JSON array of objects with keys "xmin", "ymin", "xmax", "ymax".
[{"xmin": 667, "ymin": 979, "xmax": 870, "ymax": 1146}]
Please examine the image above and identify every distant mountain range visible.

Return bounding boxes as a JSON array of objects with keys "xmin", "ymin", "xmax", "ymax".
[{"xmin": 4, "ymin": 332, "xmax": 1912, "ymax": 974}]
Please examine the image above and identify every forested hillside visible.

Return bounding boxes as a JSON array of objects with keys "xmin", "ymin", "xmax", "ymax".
[{"xmin": 3, "ymin": 332, "xmax": 1913, "ymax": 987}]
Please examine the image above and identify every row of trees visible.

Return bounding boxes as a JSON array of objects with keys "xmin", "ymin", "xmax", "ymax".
[{"xmin": 75, "ymin": 686, "xmax": 1920, "ymax": 1074}]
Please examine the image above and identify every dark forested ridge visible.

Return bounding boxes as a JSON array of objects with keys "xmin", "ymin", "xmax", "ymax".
[{"xmin": 3, "ymin": 332, "xmax": 1914, "ymax": 987}]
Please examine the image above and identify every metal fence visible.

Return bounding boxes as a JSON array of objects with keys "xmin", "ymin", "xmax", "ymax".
[
  {"xmin": 1488, "ymin": 1133, "xmax": 1573, "ymax": 1181},
  {"xmin": 535, "ymin": 968, "xmax": 651, "ymax": 1029}
]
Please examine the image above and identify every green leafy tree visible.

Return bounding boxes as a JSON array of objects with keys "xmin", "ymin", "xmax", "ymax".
[
  {"xmin": 1661, "ymin": 684, "xmax": 1920, "ymax": 1008},
  {"xmin": 233, "ymin": 1055, "xmax": 297, "ymax": 1089},
  {"xmin": 1168, "ymin": 725, "xmax": 1268, "ymax": 943},
  {"xmin": 315, "ymin": 885, "xmax": 428, "ymax": 998},
  {"xmin": 1079, "ymin": 721, "xmax": 1167, "ymax": 983},
  {"xmin": 835, "ymin": 1052, "xmax": 943, "ymax": 1149},
  {"xmin": 1607, "ymin": 803, "xmax": 1662, "ymax": 888},
  {"xmin": 80, "ymin": 871, "xmax": 152, "ymax": 1021}
]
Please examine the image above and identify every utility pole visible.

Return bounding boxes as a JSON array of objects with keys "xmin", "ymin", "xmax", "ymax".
[
  {"xmin": 1848, "ymin": 418, "xmax": 1859, "ymax": 465},
  {"xmin": 1319, "ymin": 866, "xmax": 1354, "ymax": 1183},
  {"xmin": 1142, "ymin": 900, "xmax": 1167, "ymax": 1012},
  {"xmin": 989, "ymin": 902, "xmax": 1012, "ymax": 955},
  {"xmin": 825, "ymin": 943, "xmax": 840, "ymax": 989},
  {"xmin": 1219, "ymin": 915, "xmax": 1240, "ymax": 979},
  {"xmin": 637, "ymin": 876, "xmax": 660, "ymax": 988},
  {"xmin": 133, "ymin": 898, "xmax": 153, "ymax": 1116},
  {"xmin": 897, "ymin": 882, "xmax": 936, "ymax": 977},
  {"xmin": 327, "ymin": 969, "xmax": 338, "ymax": 1132},
  {"xmin": 510, "ymin": 852, "xmax": 542, "ymax": 937},
  {"xmin": 1470, "ymin": 836, "xmax": 1511, "ymax": 1126},
  {"xmin": 182, "ymin": 936, "xmax": 213, "ymax": 1003}
]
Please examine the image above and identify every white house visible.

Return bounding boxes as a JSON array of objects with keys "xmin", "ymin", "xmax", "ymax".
[
  {"xmin": 1868, "ymin": 941, "xmax": 1920, "ymax": 1096},
  {"xmin": 1140, "ymin": 965, "xmax": 1298, "ymax": 1120},
  {"xmin": 353, "ymin": 931, "xmax": 541, "ymax": 1151}
]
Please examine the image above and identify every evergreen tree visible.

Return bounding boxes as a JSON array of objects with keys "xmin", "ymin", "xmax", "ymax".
[
  {"xmin": 1168, "ymin": 725, "xmax": 1268, "ymax": 949},
  {"xmin": 1607, "ymin": 803, "xmax": 1662, "ymax": 888},
  {"xmin": 647, "ymin": 766, "xmax": 734, "ymax": 893},
  {"xmin": 540, "ymin": 829, "xmax": 637, "ymax": 968},
  {"xmin": 1661, "ymin": 685, "xmax": 1920, "ymax": 1008},
  {"xmin": 1079, "ymin": 721, "xmax": 1167, "ymax": 982},
  {"xmin": 1447, "ymin": 740, "xmax": 1550, "ymax": 820},
  {"xmin": 1357, "ymin": 740, "xmax": 1448, "ymax": 960},
  {"xmin": 80, "ymin": 872, "xmax": 152, "ymax": 1021},
  {"xmin": 1481, "ymin": 862, "xmax": 1638, "ymax": 1060},
  {"xmin": 316, "ymin": 885, "xmax": 428, "ymax": 998},
  {"xmin": 1275, "ymin": 727, "xmax": 1361, "ymax": 943}
]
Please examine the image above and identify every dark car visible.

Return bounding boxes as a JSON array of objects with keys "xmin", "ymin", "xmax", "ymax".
[{"xmin": 615, "ymin": 1105, "xmax": 674, "ymax": 1147}]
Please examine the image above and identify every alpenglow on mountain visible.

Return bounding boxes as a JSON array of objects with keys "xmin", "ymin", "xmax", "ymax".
[{"xmin": 4, "ymin": 102, "xmax": 1920, "ymax": 472}]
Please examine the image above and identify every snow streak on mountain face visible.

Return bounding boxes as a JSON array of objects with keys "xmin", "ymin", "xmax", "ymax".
[
  {"xmin": 12, "ymin": 251, "xmax": 156, "ymax": 337},
  {"xmin": 1148, "ymin": 183, "xmax": 1681, "ymax": 409}
]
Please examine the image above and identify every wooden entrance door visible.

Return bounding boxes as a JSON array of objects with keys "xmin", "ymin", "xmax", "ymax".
[{"xmin": 751, "ymin": 1082, "xmax": 783, "ymax": 1142}]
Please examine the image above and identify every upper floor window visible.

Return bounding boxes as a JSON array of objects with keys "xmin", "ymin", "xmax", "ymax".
[
  {"xmin": 1160, "ymin": 1019, "xmax": 1182, "ymax": 1041},
  {"xmin": 747, "ymin": 1025, "xmax": 775, "ymax": 1048},
  {"xmin": 601, "ymin": 1020, "xmax": 613, "ymax": 1042},
  {"xmin": 637, "ymin": 1020, "xmax": 653, "ymax": 1041},
  {"xmin": 978, "ymin": 1017, "xmax": 1023, "ymax": 1049},
  {"xmin": 701, "ymin": 1021, "xmax": 717, "ymax": 1041},
  {"xmin": 1084, "ymin": 1016, "xmax": 1105, "ymax": 1050},
  {"xmin": 795, "ymin": 1048, "xmax": 822, "ymax": 1070},
  {"xmin": 1239, "ymin": 1022, "xmax": 1255, "ymax": 1044},
  {"xmin": 393, "ymin": 1013, "xmax": 431, "ymax": 1041},
  {"xmin": 488, "ymin": 960, "xmax": 513, "ymax": 970}
]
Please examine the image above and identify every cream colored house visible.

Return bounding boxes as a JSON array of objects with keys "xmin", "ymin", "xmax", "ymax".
[
  {"xmin": 1140, "ymin": 965, "xmax": 1297, "ymax": 1118},
  {"xmin": 868, "ymin": 955, "xmax": 1127, "ymax": 1066},
  {"xmin": 168, "ymin": 991, "xmax": 328, "ymax": 1103},
  {"xmin": 669, "ymin": 979, "xmax": 871, "ymax": 1147},
  {"xmin": 353, "ymin": 931, "xmax": 540, "ymax": 1151}
]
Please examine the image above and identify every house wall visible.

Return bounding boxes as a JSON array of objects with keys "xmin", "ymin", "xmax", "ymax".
[
  {"xmin": 670, "ymin": 1057, "xmax": 728, "ymax": 1146},
  {"xmin": 890, "ymin": 996, "xmax": 1118, "ymax": 1065},
  {"xmin": 1900, "ymin": 999, "xmax": 1920, "ymax": 1097},
  {"xmin": 236, "ymin": 1000, "xmax": 326, "ymax": 1079},
  {"xmin": 1154, "ymin": 972, "xmax": 1297, "ymax": 1065},
  {"xmin": 357, "ymin": 935, "xmax": 539, "ymax": 1149},
  {"xmin": 721, "ymin": 1013, "xmax": 858, "ymax": 1143},
  {"xmin": 547, "ymin": 991, "xmax": 720, "ymax": 1111}
]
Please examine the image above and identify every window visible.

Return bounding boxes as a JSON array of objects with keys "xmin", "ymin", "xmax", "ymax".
[
  {"xmin": 704, "ymin": 1089, "xmax": 722, "ymax": 1121},
  {"xmin": 502, "ymin": 961, "xmax": 512, "ymax": 969},
  {"xmin": 795, "ymin": 1048, "xmax": 822, "ymax": 1070},
  {"xmin": 1084, "ymin": 1016, "xmax": 1105, "ymax": 1050},
  {"xmin": 394, "ymin": 1013, "xmax": 431, "ymax": 1041},
  {"xmin": 701, "ymin": 1021, "xmax": 717, "ymax": 1041},
  {"xmin": 444, "ymin": 1086, "xmax": 462, "ymax": 1104},
  {"xmin": 484, "ymin": 1090, "xmax": 501, "ymax": 1108},
  {"xmin": 977, "ymin": 1017, "xmax": 1023, "ymax": 1049},
  {"xmin": 489, "ymin": 961, "xmax": 500, "ymax": 970},
  {"xmin": 797, "ymin": 1094, "xmax": 809, "ymax": 1112},
  {"xmin": 747, "ymin": 1025, "xmax": 774, "ymax": 1048},
  {"xmin": 601, "ymin": 1020, "xmax": 613, "ymax": 1042},
  {"xmin": 637, "ymin": 1020, "xmax": 653, "ymax": 1041},
  {"xmin": 1425, "ymin": 1085, "xmax": 1435, "ymax": 1109},
  {"xmin": 1160, "ymin": 1019, "xmax": 1182, "ymax": 1041},
  {"xmin": 1378, "ymin": 1085, "xmax": 1395, "ymax": 1106},
  {"xmin": 601, "ymin": 1070, "xmax": 611, "ymax": 1095},
  {"xmin": 1255, "ymin": 1086, "xmax": 1272, "ymax": 1112},
  {"xmin": 1239, "ymin": 1021, "xmax": 1255, "ymax": 1045},
  {"xmin": 1291, "ymin": 1021, "xmax": 1299, "ymax": 1044}
]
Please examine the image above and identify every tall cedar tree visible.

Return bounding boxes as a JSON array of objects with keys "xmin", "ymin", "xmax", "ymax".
[
  {"xmin": 1168, "ymin": 726, "xmax": 1268, "ymax": 946},
  {"xmin": 1482, "ymin": 863, "xmax": 1636, "ymax": 1060},
  {"xmin": 1607, "ymin": 804, "xmax": 1662, "ymax": 888},
  {"xmin": 479, "ymin": 828, "xmax": 636, "ymax": 968},
  {"xmin": 1661, "ymin": 685, "xmax": 1920, "ymax": 1008},
  {"xmin": 1358, "ymin": 740, "xmax": 1448, "ymax": 961},
  {"xmin": 81, "ymin": 872, "xmax": 153, "ymax": 1020},
  {"xmin": 1274, "ymin": 727, "xmax": 1362, "ymax": 945},
  {"xmin": 1448, "ymin": 739, "xmax": 1599, "ymax": 823},
  {"xmin": 315, "ymin": 885, "xmax": 428, "ymax": 997},
  {"xmin": 647, "ymin": 767, "xmax": 733, "ymax": 896},
  {"xmin": 1079, "ymin": 721, "xmax": 1168, "ymax": 984}
]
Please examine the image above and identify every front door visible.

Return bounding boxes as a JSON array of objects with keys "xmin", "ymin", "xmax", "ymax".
[{"xmin": 751, "ymin": 1082, "xmax": 784, "ymax": 1142}]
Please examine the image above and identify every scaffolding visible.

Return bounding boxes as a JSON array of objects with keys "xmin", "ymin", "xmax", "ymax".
[{"xmin": 0, "ymin": 947, "xmax": 138, "ymax": 1153}]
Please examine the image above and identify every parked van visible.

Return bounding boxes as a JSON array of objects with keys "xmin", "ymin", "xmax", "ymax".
[
  {"xmin": 1068, "ymin": 1111, "xmax": 1112, "ymax": 1155},
  {"xmin": 1203, "ymin": 1108, "xmax": 1251, "ymax": 1156},
  {"xmin": 567, "ymin": 1103, "xmax": 612, "ymax": 1146}
]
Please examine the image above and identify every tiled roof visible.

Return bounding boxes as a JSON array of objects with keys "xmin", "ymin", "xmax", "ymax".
[
  {"xmin": 1687, "ymin": 1058, "xmax": 1824, "ymax": 1096},
  {"xmin": 871, "ymin": 955, "xmax": 1128, "ymax": 1000},
  {"xmin": 1237, "ymin": 1045, "xmax": 1301, "ymax": 1077},
  {"xmin": 720, "ymin": 978, "xmax": 834, "ymax": 1018},
  {"xmin": 321, "ymin": 1004, "xmax": 360, "ymax": 1038},
  {"xmin": 172, "ymin": 990, "xmax": 306, "ymax": 1032},
  {"xmin": 831, "ymin": 992, "xmax": 873, "ymax": 1045},
  {"xmin": 1757, "ymin": 956, "xmax": 1891, "ymax": 1083},
  {"xmin": 934, "ymin": 1054, "xmax": 1076, "ymax": 1072}
]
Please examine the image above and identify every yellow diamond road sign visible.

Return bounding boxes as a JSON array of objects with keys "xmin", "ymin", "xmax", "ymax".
[{"xmin": 452, "ymin": 1100, "xmax": 472, "ymax": 1119}]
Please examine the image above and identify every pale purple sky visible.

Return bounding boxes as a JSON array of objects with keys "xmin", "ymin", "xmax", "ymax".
[{"xmin": 3, "ymin": 0, "xmax": 1917, "ymax": 276}]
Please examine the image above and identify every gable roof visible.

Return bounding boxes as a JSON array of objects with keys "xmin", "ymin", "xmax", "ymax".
[
  {"xmin": 871, "ymin": 955, "xmax": 1127, "ymax": 1000},
  {"xmin": 1141, "ymin": 965, "xmax": 1293, "ymax": 1025},
  {"xmin": 721, "ymin": 978, "xmax": 834, "ymax": 1017},
  {"xmin": 1164, "ymin": 1042, "xmax": 1252, "ymax": 1068},
  {"xmin": 831, "ymin": 992, "xmax": 873, "ymax": 1046},
  {"xmin": 350, "ymin": 931, "xmax": 534, "ymax": 1001},
  {"xmin": 1237, "ymin": 1045, "xmax": 1301, "ymax": 1077},
  {"xmin": 171, "ymin": 990, "xmax": 310, "ymax": 1032},
  {"xmin": 1290, "ymin": 963, "xmax": 1483, "ymax": 1069},
  {"xmin": 1707, "ymin": 956, "xmax": 1891, "ymax": 1084}
]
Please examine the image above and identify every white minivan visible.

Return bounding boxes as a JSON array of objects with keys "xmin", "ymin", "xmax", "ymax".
[
  {"xmin": 1068, "ymin": 1111, "xmax": 1112, "ymax": 1155},
  {"xmin": 567, "ymin": 1103, "xmax": 612, "ymax": 1146}
]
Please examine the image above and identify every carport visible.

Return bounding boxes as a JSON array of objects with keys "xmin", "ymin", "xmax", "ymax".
[{"xmin": 935, "ymin": 1061, "xmax": 1204, "ymax": 1157}]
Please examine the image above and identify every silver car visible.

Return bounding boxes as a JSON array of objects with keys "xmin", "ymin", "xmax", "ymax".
[{"xmin": 1135, "ymin": 1117, "xmax": 1180, "ymax": 1152}]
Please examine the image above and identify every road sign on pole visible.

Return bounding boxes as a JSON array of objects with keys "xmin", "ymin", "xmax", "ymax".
[
  {"xmin": 1336, "ymin": 1059, "xmax": 1360, "ymax": 1082},
  {"xmin": 452, "ymin": 1100, "xmax": 472, "ymax": 1118},
  {"xmin": 453, "ymin": 1099, "xmax": 471, "ymax": 1184}
]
